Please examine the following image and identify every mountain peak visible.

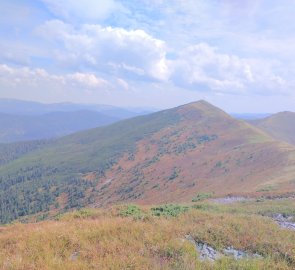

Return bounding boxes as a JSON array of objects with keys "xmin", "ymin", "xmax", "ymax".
[
  {"xmin": 274, "ymin": 111, "xmax": 295, "ymax": 117},
  {"xmin": 0, "ymin": 100, "xmax": 294, "ymax": 223},
  {"xmin": 180, "ymin": 100, "xmax": 224, "ymax": 111},
  {"xmin": 176, "ymin": 100, "xmax": 231, "ymax": 120}
]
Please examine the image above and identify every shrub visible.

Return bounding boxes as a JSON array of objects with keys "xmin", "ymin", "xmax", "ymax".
[
  {"xmin": 192, "ymin": 192, "xmax": 213, "ymax": 202},
  {"xmin": 151, "ymin": 204, "xmax": 189, "ymax": 217},
  {"xmin": 119, "ymin": 205, "xmax": 143, "ymax": 219}
]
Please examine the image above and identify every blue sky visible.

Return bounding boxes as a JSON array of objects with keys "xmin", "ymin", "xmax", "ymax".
[{"xmin": 0, "ymin": 0, "xmax": 295, "ymax": 112}]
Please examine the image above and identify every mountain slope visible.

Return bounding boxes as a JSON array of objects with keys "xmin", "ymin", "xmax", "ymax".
[
  {"xmin": 249, "ymin": 112, "xmax": 295, "ymax": 146},
  {"xmin": 94, "ymin": 101, "xmax": 295, "ymax": 205},
  {"xmin": 0, "ymin": 111, "xmax": 120, "ymax": 143},
  {"xmin": 0, "ymin": 108, "xmax": 180, "ymax": 222},
  {"xmin": 0, "ymin": 101, "xmax": 295, "ymax": 223}
]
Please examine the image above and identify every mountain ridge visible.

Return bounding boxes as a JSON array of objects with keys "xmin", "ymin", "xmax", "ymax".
[
  {"xmin": 0, "ymin": 98, "xmax": 153, "ymax": 116},
  {"xmin": 0, "ymin": 100, "xmax": 294, "ymax": 222}
]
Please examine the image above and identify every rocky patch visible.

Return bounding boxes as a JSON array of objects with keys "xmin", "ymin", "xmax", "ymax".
[
  {"xmin": 223, "ymin": 247, "xmax": 262, "ymax": 260},
  {"xmin": 211, "ymin": 196, "xmax": 250, "ymax": 204},
  {"xmin": 185, "ymin": 235, "xmax": 262, "ymax": 261},
  {"xmin": 273, "ymin": 214, "xmax": 295, "ymax": 230}
]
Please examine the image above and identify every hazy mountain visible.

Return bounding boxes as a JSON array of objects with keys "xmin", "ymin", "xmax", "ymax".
[
  {"xmin": 0, "ymin": 100, "xmax": 295, "ymax": 223},
  {"xmin": 249, "ymin": 111, "xmax": 295, "ymax": 145},
  {"xmin": 0, "ymin": 99, "xmax": 155, "ymax": 142},
  {"xmin": 0, "ymin": 98, "xmax": 152, "ymax": 118},
  {"xmin": 0, "ymin": 111, "xmax": 121, "ymax": 143}
]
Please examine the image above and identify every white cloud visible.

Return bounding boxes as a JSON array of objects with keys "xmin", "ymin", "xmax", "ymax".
[
  {"xmin": 42, "ymin": 0, "xmax": 125, "ymax": 22},
  {"xmin": 36, "ymin": 19, "xmax": 288, "ymax": 96},
  {"xmin": 170, "ymin": 43, "xmax": 287, "ymax": 95},
  {"xmin": 67, "ymin": 73, "xmax": 107, "ymax": 88},
  {"xmin": 0, "ymin": 64, "xmax": 108, "ymax": 93},
  {"xmin": 0, "ymin": 0, "xmax": 294, "ymax": 113},
  {"xmin": 116, "ymin": 78, "xmax": 129, "ymax": 90},
  {"xmin": 37, "ymin": 20, "xmax": 170, "ymax": 81}
]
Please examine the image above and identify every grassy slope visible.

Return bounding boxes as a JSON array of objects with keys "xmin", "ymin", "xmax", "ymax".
[
  {"xmin": 1, "ymin": 198, "xmax": 295, "ymax": 269},
  {"xmin": 249, "ymin": 112, "xmax": 295, "ymax": 146},
  {"xmin": 0, "ymin": 108, "xmax": 180, "ymax": 222},
  {"xmin": 0, "ymin": 108, "xmax": 180, "ymax": 174},
  {"xmin": 93, "ymin": 101, "xmax": 295, "ymax": 205},
  {"xmin": 0, "ymin": 101, "xmax": 295, "ymax": 222}
]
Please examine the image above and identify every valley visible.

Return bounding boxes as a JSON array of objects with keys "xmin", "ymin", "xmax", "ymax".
[
  {"xmin": 2, "ymin": 1, "xmax": 294, "ymax": 268},
  {"xmin": 0, "ymin": 100, "xmax": 294, "ymax": 269},
  {"xmin": 0, "ymin": 100, "xmax": 294, "ymax": 224}
]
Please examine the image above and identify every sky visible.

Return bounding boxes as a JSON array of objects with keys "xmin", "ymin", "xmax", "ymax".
[{"xmin": 0, "ymin": 0, "xmax": 295, "ymax": 113}]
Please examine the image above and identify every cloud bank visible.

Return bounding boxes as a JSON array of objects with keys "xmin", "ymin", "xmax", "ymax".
[{"xmin": 0, "ymin": 0, "xmax": 294, "ymax": 112}]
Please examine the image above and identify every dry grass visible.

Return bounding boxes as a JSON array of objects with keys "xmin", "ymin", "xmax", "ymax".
[{"xmin": 0, "ymin": 201, "xmax": 295, "ymax": 270}]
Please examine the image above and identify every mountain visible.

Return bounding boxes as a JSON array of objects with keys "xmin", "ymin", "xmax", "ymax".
[
  {"xmin": 0, "ymin": 100, "xmax": 295, "ymax": 223},
  {"xmin": 249, "ymin": 112, "xmax": 295, "ymax": 146},
  {"xmin": 0, "ymin": 98, "xmax": 151, "ymax": 118},
  {"xmin": 231, "ymin": 113, "xmax": 271, "ymax": 120},
  {"xmin": 0, "ymin": 111, "xmax": 120, "ymax": 143},
  {"xmin": 0, "ymin": 99, "xmax": 155, "ymax": 143}
]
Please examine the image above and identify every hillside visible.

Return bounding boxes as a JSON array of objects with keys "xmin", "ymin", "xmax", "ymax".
[
  {"xmin": 1, "ymin": 198, "xmax": 295, "ymax": 269},
  {"xmin": 0, "ymin": 100, "xmax": 295, "ymax": 223},
  {"xmin": 93, "ymin": 101, "xmax": 295, "ymax": 206},
  {"xmin": 0, "ymin": 111, "xmax": 120, "ymax": 143},
  {"xmin": 249, "ymin": 112, "xmax": 295, "ymax": 146}
]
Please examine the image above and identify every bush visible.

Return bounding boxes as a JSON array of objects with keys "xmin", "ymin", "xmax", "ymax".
[
  {"xmin": 151, "ymin": 204, "xmax": 189, "ymax": 217},
  {"xmin": 192, "ymin": 192, "xmax": 213, "ymax": 202},
  {"xmin": 119, "ymin": 205, "xmax": 143, "ymax": 219}
]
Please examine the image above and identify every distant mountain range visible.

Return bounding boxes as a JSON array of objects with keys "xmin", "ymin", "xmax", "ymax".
[
  {"xmin": 0, "ymin": 100, "xmax": 295, "ymax": 223},
  {"xmin": 0, "ymin": 99, "xmax": 285, "ymax": 144},
  {"xmin": 0, "ymin": 99, "xmax": 154, "ymax": 142},
  {"xmin": 0, "ymin": 98, "xmax": 153, "ymax": 116}
]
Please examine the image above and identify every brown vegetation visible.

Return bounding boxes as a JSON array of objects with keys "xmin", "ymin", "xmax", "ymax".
[
  {"xmin": 1, "ymin": 199, "xmax": 295, "ymax": 270},
  {"xmin": 91, "ymin": 101, "xmax": 295, "ymax": 206}
]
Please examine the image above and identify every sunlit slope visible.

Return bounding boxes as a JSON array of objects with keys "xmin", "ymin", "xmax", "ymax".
[
  {"xmin": 249, "ymin": 112, "xmax": 295, "ymax": 146},
  {"xmin": 1, "ymin": 202, "xmax": 295, "ymax": 270},
  {"xmin": 0, "ymin": 100, "xmax": 295, "ymax": 222},
  {"xmin": 93, "ymin": 101, "xmax": 295, "ymax": 205}
]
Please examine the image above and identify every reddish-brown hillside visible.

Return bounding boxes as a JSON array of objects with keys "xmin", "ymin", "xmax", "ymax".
[
  {"xmin": 1, "ymin": 100, "xmax": 295, "ymax": 223},
  {"xmin": 90, "ymin": 101, "xmax": 295, "ymax": 205}
]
